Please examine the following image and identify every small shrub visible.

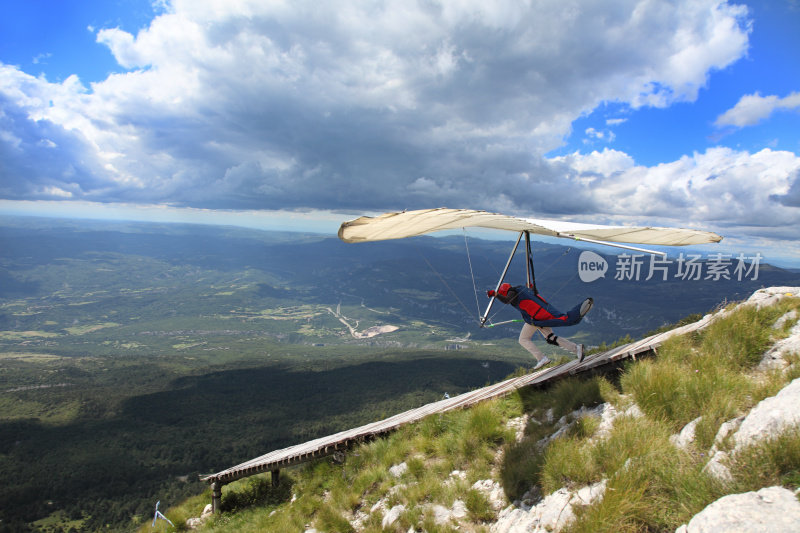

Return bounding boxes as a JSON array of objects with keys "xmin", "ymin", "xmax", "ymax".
[
  {"xmin": 729, "ymin": 426, "xmax": 800, "ymax": 490},
  {"xmin": 596, "ymin": 375, "xmax": 623, "ymax": 406},
  {"xmin": 421, "ymin": 510, "xmax": 459, "ymax": 533},
  {"xmin": 540, "ymin": 436, "xmax": 599, "ymax": 494},
  {"xmin": 314, "ymin": 503, "xmax": 355, "ymax": 533},
  {"xmin": 407, "ymin": 455, "xmax": 426, "ymax": 479},
  {"xmin": 499, "ymin": 437, "xmax": 545, "ymax": 501},
  {"xmin": 567, "ymin": 472, "xmax": 648, "ymax": 533},
  {"xmin": 465, "ymin": 488, "xmax": 495, "ymax": 522},
  {"xmin": 465, "ymin": 402, "xmax": 507, "ymax": 445},
  {"xmin": 568, "ymin": 414, "xmax": 600, "ymax": 440},
  {"xmin": 621, "ymin": 358, "xmax": 687, "ymax": 426},
  {"xmin": 221, "ymin": 474, "xmax": 292, "ymax": 513},
  {"xmin": 591, "ymin": 416, "xmax": 671, "ymax": 475},
  {"xmin": 621, "ymin": 334, "xmax": 754, "ymax": 435},
  {"xmin": 700, "ymin": 305, "xmax": 778, "ymax": 369},
  {"xmin": 549, "ymin": 377, "xmax": 603, "ymax": 419}
]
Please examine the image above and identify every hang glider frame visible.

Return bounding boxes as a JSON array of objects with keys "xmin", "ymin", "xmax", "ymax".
[{"xmin": 479, "ymin": 231, "xmax": 667, "ymax": 328}]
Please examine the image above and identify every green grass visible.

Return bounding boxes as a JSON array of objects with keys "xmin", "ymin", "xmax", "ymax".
[
  {"xmin": 154, "ymin": 296, "xmax": 800, "ymax": 533},
  {"xmin": 729, "ymin": 426, "xmax": 800, "ymax": 490}
]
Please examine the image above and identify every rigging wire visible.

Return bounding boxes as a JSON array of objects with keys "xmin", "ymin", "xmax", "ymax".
[
  {"xmin": 414, "ymin": 244, "xmax": 476, "ymax": 323},
  {"xmin": 463, "ymin": 228, "xmax": 482, "ymax": 319},
  {"xmin": 549, "ymin": 270, "xmax": 580, "ymax": 300},
  {"xmin": 539, "ymin": 247, "xmax": 575, "ymax": 298}
]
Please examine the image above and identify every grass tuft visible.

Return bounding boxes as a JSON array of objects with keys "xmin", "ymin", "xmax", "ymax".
[{"xmin": 729, "ymin": 425, "xmax": 800, "ymax": 490}]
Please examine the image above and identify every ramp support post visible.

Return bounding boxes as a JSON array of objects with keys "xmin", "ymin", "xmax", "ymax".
[
  {"xmin": 271, "ymin": 469, "xmax": 280, "ymax": 487},
  {"xmin": 211, "ymin": 481, "xmax": 223, "ymax": 514}
]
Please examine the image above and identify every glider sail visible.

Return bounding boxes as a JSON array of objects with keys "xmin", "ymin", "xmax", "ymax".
[
  {"xmin": 338, "ymin": 208, "xmax": 723, "ymax": 327},
  {"xmin": 338, "ymin": 208, "xmax": 722, "ymax": 247}
]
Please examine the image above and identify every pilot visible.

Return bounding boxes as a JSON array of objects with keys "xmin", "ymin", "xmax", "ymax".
[{"xmin": 487, "ymin": 283, "xmax": 593, "ymax": 369}]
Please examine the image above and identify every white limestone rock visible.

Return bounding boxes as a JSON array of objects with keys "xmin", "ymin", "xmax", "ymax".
[
  {"xmin": 679, "ymin": 486, "xmax": 800, "ymax": 532},
  {"xmin": 431, "ymin": 504, "xmax": 451, "ymax": 525},
  {"xmin": 759, "ymin": 319, "xmax": 800, "ymax": 372},
  {"xmin": 473, "ymin": 479, "xmax": 507, "ymax": 511},
  {"xmin": 448, "ymin": 469, "xmax": 467, "ymax": 482},
  {"xmin": 671, "ymin": 416, "xmax": 702, "ymax": 449},
  {"xmin": 704, "ymin": 379, "xmax": 800, "ymax": 483},
  {"xmin": 572, "ymin": 479, "xmax": 607, "ymax": 506},
  {"xmin": 702, "ymin": 450, "xmax": 732, "ymax": 483},
  {"xmin": 594, "ymin": 403, "xmax": 620, "ymax": 439},
  {"xmin": 745, "ymin": 287, "xmax": 800, "ymax": 310},
  {"xmin": 451, "ymin": 499, "xmax": 468, "ymax": 519},
  {"xmin": 389, "ymin": 461, "xmax": 408, "ymax": 478},
  {"xmin": 506, "ymin": 414, "xmax": 529, "ymax": 442},
  {"xmin": 773, "ymin": 309, "xmax": 798, "ymax": 331},
  {"xmin": 624, "ymin": 402, "xmax": 644, "ymax": 418},
  {"xmin": 186, "ymin": 504, "xmax": 214, "ymax": 529},
  {"xmin": 382, "ymin": 504, "xmax": 405, "ymax": 528},
  {"xmin": 490, "ymin": 480, "xmax": 606, "ymax": 533},
  {"xmin": 733, "ymin": 377, "xmax": 800, "ymax": 449},
  {"xmin": 349, "ymin": 509, "xmax": 369, "ymax": 530},
  {"xmin": 709, "ymin": 416, "xmax": 744, "ymax": 455},
  {"xmin": 370, "ymin": 499, "xmax": 385, "ymax": 514}
]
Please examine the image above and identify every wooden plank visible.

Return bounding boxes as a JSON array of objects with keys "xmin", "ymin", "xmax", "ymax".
[{"xmin": 202, "ymin": 312, "xmax": 714, "ymax": 487}]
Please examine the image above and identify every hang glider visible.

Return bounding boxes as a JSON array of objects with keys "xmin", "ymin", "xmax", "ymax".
[
  {"xmin": 338, "ymin": 208, "xmax": 722, "ymax": 249},
  {"xmin": 338, "ymin": 208, "xmax": 723, "ymax": 327}
]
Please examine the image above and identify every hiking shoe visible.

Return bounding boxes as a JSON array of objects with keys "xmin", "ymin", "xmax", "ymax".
[
  {"xmin": 580, "ymin": 298, "xmax": 594, "ymax": 317},
  {"xmin": 533, "ymin": 356, "xmax": 551, "ymax": 370},
  {"xmin": 577, "ymin": 344, "xmax": 585, "ymax": 363}
]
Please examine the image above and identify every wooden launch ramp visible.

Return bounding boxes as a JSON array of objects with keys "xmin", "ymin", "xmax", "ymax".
[{"xmin": 201, "ymin": 313, "xmax": 714, "ymax": 511}]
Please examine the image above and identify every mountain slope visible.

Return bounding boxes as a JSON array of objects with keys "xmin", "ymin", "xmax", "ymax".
[{"xmin": 161, "ymin": 287, "xmax": 800, "ymax": 533}]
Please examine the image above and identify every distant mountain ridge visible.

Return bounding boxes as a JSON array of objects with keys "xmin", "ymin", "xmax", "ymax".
[{"xmin": 2, "ymin": 216, "xmax": 799, "ymax": 345}]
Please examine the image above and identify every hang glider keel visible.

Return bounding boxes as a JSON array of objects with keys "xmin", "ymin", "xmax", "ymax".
[{"xmin": 557, "ymin": 233, "xmax": 667, "ymax": 257}]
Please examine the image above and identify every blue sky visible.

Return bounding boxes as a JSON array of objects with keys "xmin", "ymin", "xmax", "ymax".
[{"xmin": 1, "ymin": 0, "xmax": 799, "ymax": 265}]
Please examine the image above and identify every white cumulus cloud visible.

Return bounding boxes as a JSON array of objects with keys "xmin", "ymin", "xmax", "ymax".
[
  {"xmin": 545, "ymin": 147, "xmax": 800, "ymax": 241},
  {"xmin": 715, "ymin": 91, "xmax": 800, "ymax": 128}
]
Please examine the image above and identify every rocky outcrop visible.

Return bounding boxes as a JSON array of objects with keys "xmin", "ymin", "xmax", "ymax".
[
  {"xmin": 186, "ymin": 504, "xmax": 213, "ymax": 529},
  {"xmin": 745, "ymin": 287, "xmax": 800, "ymax": 310},
  {"xmin": 491, "ymin": 480, "xmax": 606, "ymax": 533},
  {"xmin": 759, "ymin": 316, "xmax": 800, "ymax": 371},
  {"xmin": 703, "ymin": 377, "xmax": 800, "ymax": 483},
  {"xmin": 676, "ymin": 486, "xmax": 800, "ymax": 533}
]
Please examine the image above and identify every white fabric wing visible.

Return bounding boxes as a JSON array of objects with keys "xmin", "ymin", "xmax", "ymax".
[{"xmin": 338, "ymin": 208, "xmax": 722, "ymax": 246}]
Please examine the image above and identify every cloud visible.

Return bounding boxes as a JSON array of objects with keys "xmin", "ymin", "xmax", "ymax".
[
  {"xmin": 772, "ymin": 170, "xmax": 800, "ymax": 208},
  {"xmin": 0, "ymin": 0, "xmax": 760, "ymax": 227},
  {"xmin": 584, "ymin": 127, "xmax": 616, "ymax": 143},
  {"xmin": 715, "ymin": 91, "xmax": 800, "ymax": 128},
  {"xmin": 547, "ymin": 147, "xmax": 800, "ymax": 240}
]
